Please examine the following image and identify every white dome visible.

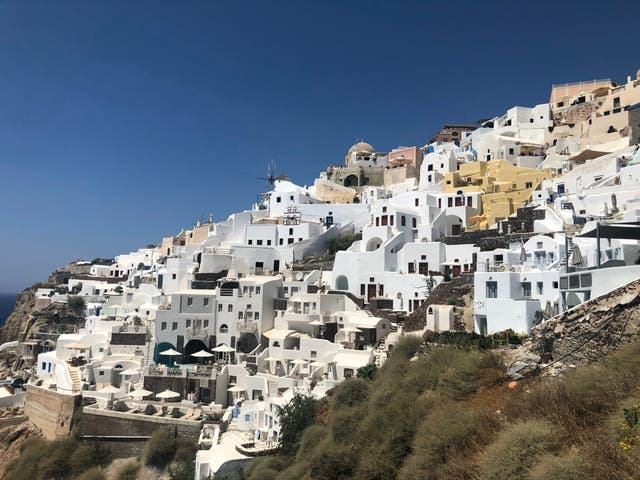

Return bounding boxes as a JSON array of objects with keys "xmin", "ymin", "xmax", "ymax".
[{"xmin": 348, "ymin": 141, "xmax": 375, "ymax": 155}]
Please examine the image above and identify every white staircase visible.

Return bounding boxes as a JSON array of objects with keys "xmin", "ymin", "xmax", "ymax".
[{"xmin": 68, "ymin": 365, "xmax": 82, "ymax": 393}]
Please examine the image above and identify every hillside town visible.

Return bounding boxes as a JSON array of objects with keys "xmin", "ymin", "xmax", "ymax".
[{"xmin": 2, "ymin": 68, "xmax": 640, "ymax": 479}]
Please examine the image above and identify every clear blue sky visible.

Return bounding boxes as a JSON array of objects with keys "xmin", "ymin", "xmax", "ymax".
[{"xmin": 0, "ymin": 0, "xmax": 638, "ymax": 292}]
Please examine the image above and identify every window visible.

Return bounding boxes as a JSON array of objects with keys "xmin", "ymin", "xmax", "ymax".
[
  {"xmin": 257, "ymin": 240, "xmax": 263, "ymax": 245},
  {"xmin": 412, "ymin": 218, "xmax": 417, "ymax": 228},
  {"xmin": 360, "ymin": 284, "xmax": 366, "ymax": 295},
  {"xmin": 248, "ymin": 240, "xmax": 253, "ymax": 245},
  {"xmin": 161, "ymin": 322, "xmax": 167, "ymax": 330},
  {"xmin": 203, "ymin": 320, "xmax": 209, "ymax": 328},
  {"xmin": 415, "ymin": 198, "xmax": 419, "ymax": 206},
  {"xmin": 401, "ymin": 216, "xmax": 406, "ymax": 227},
  {"xmin": 537, "ymin": 282, "xmax": 543, "ymax": 295},
  {"xmin": 289, "ymin": 228, "xmax": 293, "ymax": 235},
  {"xmin": 508, "ymin": 148, "xmax": 514, "ymax": 155},
  {"xmin": 220, "ymin": 324, "xmax": 228, "ymax": 333},
  {"xmin": 276, "ymin": 196, "xmax": 281, "ymax": 203},
  {"xmin": 448, "ymin": 197, "xmax": 453, "ymax": 207},
  {"xmin": 186, "ymin": 319, "xmax": 191, "ymax": 328},
  {"xmin": 288, "ymin": 238, "xmax": 294, "ymax": 244},
  {"xmin": 172, "ymin": 273, "xmax": 177, "ymax": 280},
  {"xmin": 536, "ymin": 242, "xmax": 543, "ymax": 249},
  {"xmin": 228, "ymin": 304, "xmax": 233, "ymax": 312},
  {"xmin": 238, "ymin": 312, "xmax": 244, "ymax": 319},
  {"xmin": 522, "ymin": 282, "xmax": 531, "ymax": 298},
  {"xmin": 427, "ymin": 164, "xmax": 433, "ymax": 171},
  {"xmin": 553, "ymin": 281, "xmax": 559, "ymax": 289},
  {"xmin": 204, "ymin": 298, "xmax": 209, "ymax": 307},
  {"xmin": 344, "ymin": 368, "xmax": 354, "ymax": 378},
  {"xmin": 172, "ymin": 322, "xmax": 178, "ymax": 331},
  {"xmin": 382, "ymin": 206, "xmax": 387, "ymax": 213},
  {"xmin": 218, "ymin": 304, "xmax": 223, "ymax": 312},
  {"xmin": 310, "ymin": 350, "xmax": 317, "ymax": 359},
  {"xmin": 279, "ymin": 239, "xmax": 283, "ymax": 245},
  {"xmin": 486, "ymin": 281, "xmax": 498, "ymax": 298},
  {"xmin": 256, "ymin": 286, "xmax": 261, "ymax": 294},
  {"xmin": 99, "ymin": 370, "xmax": 105, "ymax": 376},
  {"xmin": 613, "ymin": 97, "xmax": 620, "ymax": 108},
  {"xmin": 255, "ymin": 312, "xmax": 260, "ymax": 320},
  {"xmin": 267, "ymin": 240, "xmax": 271, "ymax": 246},
  {"xmin": 187, "ymin": 297, "xmax": 193, "ymax": 306},
  {"xmin": 525, "ymin": 182, "xmax": 533, "ymax": 189}
]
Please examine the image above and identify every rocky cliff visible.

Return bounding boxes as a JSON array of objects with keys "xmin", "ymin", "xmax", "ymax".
[
  {"xmin": 506, "ymin": 278, "xmax": 640, "ymax": 379},
  {"xmin": 0, "ymin": 288, "xmax": 36, "ymax": 345}
]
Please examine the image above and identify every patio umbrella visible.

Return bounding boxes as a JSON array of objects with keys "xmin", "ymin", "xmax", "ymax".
[
  {"xmin": 309, "ymin": 320, "xmax": 324, "ymax": 326},
  {"xmin": 129, "ymin": 388, "xmax": 153, "ymax": 399},
  {"xmin": 227, "ymin": 385, "xmax": 245, "ymax": 403},
  {"xmin": 192, "ymin": 350, "xmax": 214, "ymax": 358},
  {"xmin": 129, "ymin": 388, "xmax": 153, "ymax": 409},
  {"xmin": 96, "ymin": 385, "xmax": 121, "ymax": 408},
  {"xmin": 192, "ymin": 349, "xmax": 214, "ymax": 365},
  {"xmin": 291, "ymin": 358, "xmax": 307, "ymax": 366},
  {"xmin": 212, "ymin": 344, "xmax": 235, "ymax": 364},
  {"xmin": 159, "ymin": 348, "xmax": 181, "ymax": 367},
  {"xmin": 520, "ymin": 247, "xmax": 527, "ymax": 263},
  {"xmin": 156, "ymin": 389, "xmax": 180, "ymax": 401},
  {"xmin": 571, "ymin": 244, "xmax": 584, "ymax": 267},
  {"xmin": 64, "ymin": 342, "xmax": 90, "ymax": 351},
  {"xmin": 211, "ymin": 344, "xmax": 235, "ymax": 353}
]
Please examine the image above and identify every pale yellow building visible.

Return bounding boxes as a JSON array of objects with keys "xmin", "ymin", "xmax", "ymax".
[{"xmin": 444, "ymin": 160, "xmax": 553, "ymax": 230}]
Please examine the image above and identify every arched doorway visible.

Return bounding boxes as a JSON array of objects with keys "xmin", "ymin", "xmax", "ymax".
[
  {"xmin": 237, "ymin": 333, "xmax": 258, "ymax": 354},
  {"xmin": 154, "ymin": 342, "xmax": 178, "ymax": 366},
  {"xmin": 366, "ymin": 237, "xmax": 383, "ymax": 251},
  {"xmin": 184, "ymin": 339, "xmax": 208, "ymax": 364},
  {"xmin": 344, "ymin": 174, "xmax": 359, "ymax": 188},
  {"xmin": 335, "ymin": 275, "xmax": 349, "ymax": 290}
]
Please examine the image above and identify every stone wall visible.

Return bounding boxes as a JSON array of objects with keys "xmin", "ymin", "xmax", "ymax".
[
  {"xmin": 23, "ymin": 385, "xmax": 80, "ymax": 439},
  {"xmin": 77, "ymin": 407, "xmax": 202, "ymax": 439},
  {"xmin": 629, "ymin": 107, "xmax": 640, "ymax": 146}
]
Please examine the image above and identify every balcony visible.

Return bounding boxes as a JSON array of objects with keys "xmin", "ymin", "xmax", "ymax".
[{"xmin": 187, "ymin": 327, "xmax": 209, "ymax": 340}]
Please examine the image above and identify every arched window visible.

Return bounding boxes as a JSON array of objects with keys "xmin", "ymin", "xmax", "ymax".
[
  {"xmin": 401, "ymin": 216, "xmax": 406, "ymax": 227},
  {"xmin": 220, "ymin": 324, "xmax": 228, "ymax": 333},
  {"xmin": 272, "ymin": 341, "xmax": 280, "ymax": 348},
  {"xmin": 412, "ymin": 218, "xmax": 417, "ymax": 228}
]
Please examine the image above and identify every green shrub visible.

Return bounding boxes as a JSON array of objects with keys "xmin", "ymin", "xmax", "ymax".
[
  {"xmin": 114, "ymin": 459, "xmax": 140, "ymax": 480},
  {"xmin": 245, "ymin": 456, "xmax": 289, "ymax": 480},
  {"xmin": 528, "ymin": 452, "xmax": 587, "ymax": 480},
  {"xmin": 332, "ymin": 378, "xmax": 370, "ymax": 409},
  {"xmin": 478, "ymin": 420, "xmax": 559, "ymax": 480},
  {"xmin": 296, "ymin": 425, "xmax": 329, "ymax": 462},
  {"xmin": 77, "ymin": 467, "xmax": 106, "ymax": 480},
  {"xmin": 67, "ymin": 296, "xmax": 86, "ymax": 315},
  {"xmin": 309, "ymin": 441, "xmax": 355, "ymax": 480},
  {"xmin": 356, "ymin": 363, "xmax": 377, "ymax": 380},
  {"xmin": 144, "ymin": 429, "xmax": 177, "ymax": 469},
  {"xmin": 398, "ymin": 405, "xmax": 478, "ymax": 480},
  {"xmin": 69, "ymin": 442, "xmax": 111, "ymax": 476},
  {"xmin": 277, "ymin": 392, "xmax": 318, "ymax": 456}
]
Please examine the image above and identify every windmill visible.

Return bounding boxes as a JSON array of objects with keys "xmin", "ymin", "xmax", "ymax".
[{"xmin": 258, "ymin": 160, "xmax": 291, "ymax": 190}]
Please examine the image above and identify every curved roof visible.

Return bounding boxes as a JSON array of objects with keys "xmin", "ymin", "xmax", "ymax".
[{"xmin": 348, "ymin": 141, "xmax": 375, "ymax": 155}]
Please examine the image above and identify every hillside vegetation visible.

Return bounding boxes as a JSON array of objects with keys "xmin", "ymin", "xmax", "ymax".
[{"xmin": 246, "ymin": 336, "xmax": 640, "ymax": 480}]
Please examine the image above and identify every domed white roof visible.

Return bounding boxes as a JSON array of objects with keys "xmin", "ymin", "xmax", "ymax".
[{"xmin": 348, "ymin": 141, "xmax": 375, "ymax": 155}]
